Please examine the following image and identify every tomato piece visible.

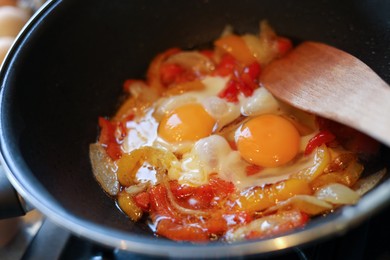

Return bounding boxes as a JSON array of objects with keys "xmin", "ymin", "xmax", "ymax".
[
  {"xmin": 239, "ymin": 62, "xmax": 261, "ymax": 96},
  {"xmin": 305, "ymin": 130, "xmax": 335, "ymax": 155},
  {"xmin": 98, "ymin": 117, "xmax": 114, "ymax": 146},
  {"xmin": 202, "ymin": 214, "xmax": 228, "ymax": 235},
  {"xmin": 147, "ymin": 47, "xmax": 181, "ymax": 92},
  {"xmin": 159, "ymin": 62, "xmax": 198, "ymax": 86},
  {"xmin": 149, "ymin": 184, "xmax": 177, "ymax": 220},
  {"xmin": 218, "ymin": 61, "xmax": 261, "ymax": 102},
  {"xmin": 156, "ymin": 219, "xmax": 209, "ymax": 242},
  {"xmin": 243, "ymin": 61, "xmax": 261, "ymax": 81},
  {"xmin": 238, "ymin": 80, "xmax": 254, "ymax": 97},
  {"xmin": 213, "ymin": 54, "xmax": 237, "ymax": 77},
  {"xmin": 218, "ymin": 78, "xmax": 254, "ymax": 102},
  {"xmin": 150, "ymin": 182, "xmax": 230, "ymax": 241},
  {"xmin": 169, "ymin": 181, "xmax": 214, "ymax": 210},
  {"xmin": 218, "ymin": 79, "xmax": 239, "ymax": 102},
  {"xmin": 98, "ymin": 117, "xmax": 122, "ymax": 160},
  {"xmin": 208, "ymin": 176, "xmax": 235, "ymax": 198},
  {"xmin": 160, "ymin": 63, "xmax": 185, "ymax": 86},
  {"xmin": 134, "ymin": 191, "xmax": 150, "ymax": 211},
  {"xmin": 169, "ymin": 177, "xmax": 234, "ymax": 210}
]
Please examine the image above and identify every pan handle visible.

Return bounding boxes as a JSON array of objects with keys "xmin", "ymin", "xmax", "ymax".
[{"xmin": 0, "ymin": 166, "xmax": 27, "ymax": 219}]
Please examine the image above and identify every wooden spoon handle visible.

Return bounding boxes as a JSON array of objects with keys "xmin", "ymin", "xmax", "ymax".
[{"xmin": 261, "ymin": 42, "xmax": 390, "ymax": 147}]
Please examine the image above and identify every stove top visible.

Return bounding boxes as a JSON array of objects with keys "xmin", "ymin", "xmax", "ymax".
[{"xmin": 1, "ymin": 204, "xmax": 390, "ymax": 260}]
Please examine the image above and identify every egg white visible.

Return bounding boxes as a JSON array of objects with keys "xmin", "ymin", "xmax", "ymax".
[
  {"xmin": 170, "ymin": 133, "xmax": 316, "ymax": 190},
  {"xmin": 123, "ymin": 76, "xmax": 239, "ymax": 154},
  {"xmin": 121, "ymin": 74, "xmax": 316, "ymax": 190}
]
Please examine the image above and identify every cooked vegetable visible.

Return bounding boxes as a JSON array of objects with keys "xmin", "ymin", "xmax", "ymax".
[
  {"xmin": 225, "ymin": 210, "xmax": 308, "ymax": 242},
  {"xmin": 315, "ymin": 183, "xmax": 360, "ymax": 205},
  {"xmin": 116, "ymin": 146, "xmax": 178, "ymax": 187},
  {"xmin": 264, "ymin": 195, "xmax": 333, "ymax": 215},
  {"xmin": 89, "ymin": 21, "xmax": 386, "ymax": 243},
  {"xmin": 117, "ymin": 191, "xmax": 143, "ymax": 221},
  {"xmin": 89, "ymin": 144, "xmax": 119, "ymax": 196},
  {"xmin": 353, "ymin": 169, "xmax": 386, "ymax": 196}
]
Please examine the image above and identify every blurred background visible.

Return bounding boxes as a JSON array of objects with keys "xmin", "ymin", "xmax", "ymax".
[{"xmin": 0, "ymin": 0, "xmax": 45, "ymax": 257}]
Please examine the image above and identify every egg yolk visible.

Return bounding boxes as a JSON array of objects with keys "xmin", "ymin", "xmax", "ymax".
[
  {"xmin": 158, "ymin": 103, "xmax": 216, "ymax": 142},
  {"xmin": 236, "ymin": 114, "xmax": 300, "ymax": 168}
]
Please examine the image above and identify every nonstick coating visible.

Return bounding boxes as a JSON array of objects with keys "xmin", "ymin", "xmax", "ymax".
[{"xmin": 0, "ymin": 0, "xmax": 389, "ymax": 257}]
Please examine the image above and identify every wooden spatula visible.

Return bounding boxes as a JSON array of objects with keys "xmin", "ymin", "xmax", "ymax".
[{"xmin": 260, "ymin": 41, "xmax": 390, "ymax": 147}]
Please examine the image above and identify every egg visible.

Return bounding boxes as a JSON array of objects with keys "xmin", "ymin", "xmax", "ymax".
[
  {"xmin": 236, "ymin": 114, "xmax": 301, "ymax": 168},
  {"xmin": 170, "ymin": 134, "xmax": 316, "ymax": 190},
  {"xmin": 120, "ymin": 72, "xmax": 316, "ymax": 190},
  {"xmin": 158, "ymin": 103, "xmax": 216, "ymax": 142},
  {"xmin": 121, "ymin": 75, "xmax": 237, "ymax": 154},
  {"xmin": 239, "ymin": 86, "xmax": 280, "ymax": 116},
  {"xmin": 121, "ymin": 109, "xmax": 159, "ymax": 153},
  {"xmin": 153, "ymin": 75, "xmax": 239, "ymax": 130},
  {"xmin": 168, "ymin": 134, "xmax": 240, "ymax": 186}
]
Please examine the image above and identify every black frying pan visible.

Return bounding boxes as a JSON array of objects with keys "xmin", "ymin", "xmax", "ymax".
[{"xmin": 0, "ymin": 0, "xmax": 389, "ymax": 257}]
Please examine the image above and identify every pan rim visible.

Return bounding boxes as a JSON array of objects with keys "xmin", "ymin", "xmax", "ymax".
[{"xmin": 0, "ymin": 0, "xmax": 389, "ymax": 257}]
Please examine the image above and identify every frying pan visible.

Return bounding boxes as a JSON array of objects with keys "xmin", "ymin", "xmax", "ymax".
[{"xmin": 0, "ymin": 0, "xmax": 389, "ymax": 258}]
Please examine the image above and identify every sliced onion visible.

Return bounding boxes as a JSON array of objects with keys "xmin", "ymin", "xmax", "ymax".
[
  {"xmin": 242, "ymin": 20, "xmax": 278, "ymax": 66},
  {"xmin": 165, "ymin": 51, "xmax": 215, "ymax": 75},
  {"xmin": 89, "ymin": 143, "xmax": 119, "ymax": 196},
  {"xmin": 125, "ymin": 182, "xmax": 149, "ymax": 195},
  {"xmin": 220, "ymin": 24, "xmax": 234, "ymax": 37},
  {"xmin": 315, "ymin": 183, "xmax": 360, "ymax": 205},
  {"xmin": 225, "ymin": 210, "xmax": 306, "ymax": 242},
  {"xmin": 353, "ymin": 168, "xmax": 387, "ymax": 196},
  {"xmin": 242, "ymin": 34, "xmax": 276, "ymax": 66},
  {"xmin": 264, "ymin": 195, "xmax": 333, "ymax": 215}
]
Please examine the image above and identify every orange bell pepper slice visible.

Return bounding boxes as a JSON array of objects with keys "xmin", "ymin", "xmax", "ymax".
[{"xmin": 215, "ymin": 34, "xmax": 256, "ymax": 65}]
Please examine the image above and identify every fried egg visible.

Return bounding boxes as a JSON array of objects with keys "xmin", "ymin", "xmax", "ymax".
[
  {"xmin": 235, "ymin": 114, "xmax": 301, "ymax": 168},
  {"xmin": 120, "ymin": 74, "xmax": 315, "ymax": 189},
  {"xmin": 122, "ymin": 76, "xmax": 237, "ymax": 153},
  {"xmin": 169, "ymin": 134, "xmax": 316, "ymax": 190}
]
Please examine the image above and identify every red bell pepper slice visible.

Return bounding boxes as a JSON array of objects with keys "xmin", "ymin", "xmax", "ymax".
[
  {"xmin": 159, "ymin": 63, "xmax": 185, "ymax": 86},
  {"xmin": 213, "ymin": 54, "xmax": 237, "ymax": 77},
  {"xmin": 134, "ymin": 191, "xmax": 150, "ymax": 212},
  {"xmin": 304, "ymin": 130, "xmax": 335, "ymax": 155},
  {"xmin": 218, "ymin": 61, "xmax": 261, "ymax": 102},
  {"xmin": 156, "ymin": 218, "xmax": 209, "ymax": 242},
  {"xmin": 98, "ymin": 117, "xmax": 122, "ymax": 160}
]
